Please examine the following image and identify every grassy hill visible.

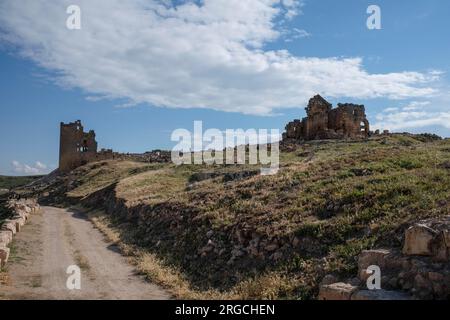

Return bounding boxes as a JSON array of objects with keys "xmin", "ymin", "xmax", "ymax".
[
  {"xmin": 0, "ymin": 175, "xmax": 43, "ymax": 190},
  {"xmin": 35, "ymin": 134, "xmax": 450, "ymax": 299}
]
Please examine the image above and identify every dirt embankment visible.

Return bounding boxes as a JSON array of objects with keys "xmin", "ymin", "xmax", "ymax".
[{"xmin": 30, "ymin": 136, "xmax": 450, "ymax": 299}]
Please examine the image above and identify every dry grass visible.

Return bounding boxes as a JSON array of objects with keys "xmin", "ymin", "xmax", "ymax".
[
  {"xmin": 85, "ymin": 207, "xmax": 308, "ymax": 300},
  {"xmin": 73, "ymin": 250, "xmax": 91, "ymax": 271},
  {"xmin": 116, "ymin": 168, "xmax": 188, "ymax": 206},
  {"xmin": 0, "ymin": 270, "xmax": 9, "ymax": 285},
  {"xmin": 58, "ymin": 135, "xmax": 449, "ymax": 299},
  {"xmin": 86, "ymin": 207, "xmax": 202, "ymax": 298},
  {"xmin": 68, "ymin": 161, "xmax": 149, "ymax": 198}
]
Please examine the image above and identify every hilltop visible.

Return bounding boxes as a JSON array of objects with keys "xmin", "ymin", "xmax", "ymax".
[{"xmin": 13, "ymin": 133, "xmax": 450, "ymax": 299}]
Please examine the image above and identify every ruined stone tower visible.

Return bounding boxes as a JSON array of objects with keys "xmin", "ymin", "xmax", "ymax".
[
  {"xmin": 283, "ymin": 95, "xmax": 370, "ymax": 141},
  {"xmin": 59, "ymin": 120, "xmax": 98, "ymax": 172}
]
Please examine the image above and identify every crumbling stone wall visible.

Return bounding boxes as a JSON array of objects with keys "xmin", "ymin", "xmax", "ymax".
[
  {"xmin": 318, "ymin": 216, "xmax": 450, "ymax": 300},
  {"xmin": 59, "ymin": 120, "xmax": 171, "ymax": 172},
  {"xmin": 283, "ymin": 95, "xmax": 370, "ymax": 141},
  {"xmin": 59, "ymin": 120, "xmax": 98, "ymax": 172}
]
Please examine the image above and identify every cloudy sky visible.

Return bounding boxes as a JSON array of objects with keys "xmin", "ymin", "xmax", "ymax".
[{"xmin": 0, "ymin": 0, "xmax": 449, "ymax": 175}]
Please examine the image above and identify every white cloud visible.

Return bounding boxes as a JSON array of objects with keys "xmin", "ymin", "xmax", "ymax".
[
  {"xmin": 0, "ymin": 0, "xmax": 441, "ymax": 115},
  {"xmin": 11, "ymin": 160, "xmax": 49, "ymax": 175},
  {"xmin": 401, "ymin": 101, "xmax": 431, "ymax": 111},
  {"xmin": 281, "ymin": 0, "xmax": 304, "ymax": 19},
  {"xmin": 373, "ymin": 111, "xmax": 450, "ymax": 131},
  {"xmin": 373, "ymin": 99, "xmax": 450, "ymax": 132},
  {"xmin": 383, "ymin": 107, "xmax": 399, "ymax": 113},
  {"xmin": 284, "ymin": 27, "xmax": 311, "ymax": 42}
]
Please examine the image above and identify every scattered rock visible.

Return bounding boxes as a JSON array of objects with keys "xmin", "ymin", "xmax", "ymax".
[
  {"xmin": 0, "ymin": 245, "xmax": 10, "ymax": 268},
  {"xmin": 358, "ymin": 249, "xmax": 391, "ymax": 280},
  {"xmin": 443, "ymin": 230, "xmax": 450, "ymax": 247},
  {"xmin": 320, "ymin": 274, "xmax": 338, "ymax": 286},
  {"xmin": 0, "ymin": 231, "xmax": 13, "ymax": 246},
  {"xmin": 223, "ymin": 170, "xmax": 259, "ymax": 183},
  {"xmin": 348, "ymin": 277, "xmax": 362, "ymax": 286},
  {"xmin": 318, "ymin": 282, "xmax": 358, "ymax": 300},
  {"xmin": 0, "ymin": 198, "xmax": 40, "ymax": 269},
  {"xmin": 403, "ymin": 217, "xmax": 450, "ymax": 260},
  {"xmin": 1, "ymin": 221, "xmax": 17, "ymax": 235},
  {"xmin": 403, "ymin": 224, "xmax": 437, "ymax": 256}
]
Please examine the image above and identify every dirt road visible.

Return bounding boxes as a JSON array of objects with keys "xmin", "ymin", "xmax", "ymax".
[{"xmin": 0, "ymin": 206, "xmax": 170, "ymax": 300}]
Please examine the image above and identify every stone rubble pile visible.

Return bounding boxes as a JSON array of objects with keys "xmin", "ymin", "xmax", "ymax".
[
  {"xmin": 318, "ymin": 216, "xmax": 450, "ymax": 300},
  {"xmin": 0, "ymin": 199, "xmax": 40, "ymax": 268}
]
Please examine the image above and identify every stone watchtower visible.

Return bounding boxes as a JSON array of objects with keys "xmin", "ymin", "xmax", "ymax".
[{"xmin": 59, "ymin": 120, "xmax": 98, "ymax": 172}]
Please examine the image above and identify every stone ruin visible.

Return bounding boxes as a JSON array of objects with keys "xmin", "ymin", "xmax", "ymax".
[
  {"xmin": 59, "ymin": 120, "xmax": 170, "ymax": 172},
  {"xmin": 318, "ymin": 216, "xmax": 450, "ymax": 300},
  {"xmin": 282, "ymin": 95, "xmax": 370, "ymax": 141},
  {"xmin": 59, "ymin": 120, "xmax": 98, "ymax": 172}
]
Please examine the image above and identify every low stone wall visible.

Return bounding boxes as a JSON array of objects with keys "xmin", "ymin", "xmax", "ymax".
[
  {"xmin": 318, "ymin": 216, "xmax": 450, "ymax": 300},
  {"xmin": 0, "ymin": 199, "xmax": 40, "ymax": 268}
]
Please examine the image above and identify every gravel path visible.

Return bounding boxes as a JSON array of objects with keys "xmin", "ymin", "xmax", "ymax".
[{"xmin": 0, "ymin": 206, "xmax": 170, "ymax": 300}]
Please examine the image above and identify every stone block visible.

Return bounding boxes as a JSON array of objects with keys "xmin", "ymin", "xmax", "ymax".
[
  {"xmin": 0, "ymin": 231, "xmax": 13, "ymax": 246},
  {"xmin": 0, "ymin": 245, "xmax": 10, "ymax": 267},
  {"xmin": 358, "ymin": 249, "xmax": 390, "ymax": 281},
  {"xmin": 1, "ymin": 221, "xmax": 17, "ymax": 235},
  {"xmin": 403, "ymin": 224, "xmax": 436, "ymax": 256},
  {"xmin": 318, "ymin": 282, "xmax": 358, "ymax": 300}
]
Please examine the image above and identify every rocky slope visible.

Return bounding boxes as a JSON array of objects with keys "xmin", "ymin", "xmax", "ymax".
[{"xmin": 13, "ymin": 134, "xmax": 450, "ymax": 299}]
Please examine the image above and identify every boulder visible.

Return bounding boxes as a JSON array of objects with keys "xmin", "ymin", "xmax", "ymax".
[
  {"xmin": 0, "ymin": 245, "xmax": 10, "ymax": 267},
  {"xmin": 351, "ymin": 289, "xmax": 411, "ymax": 300},
  {"xmin": 16, "ymin": 203, "xmax": 28, "ymax": 212},
  {"xmin": 13, "ymin": 217, "xmax": 26, "ymax": 228},
  {"xmin": 318, "ymin": 282, "xmax": 358, "ymax": 300},
  {"xmin": 358, "ymin": 249, "xmax": 390, "ymax": 280},
  {"xmin": 0, "ymin": 231, "xmax": 13, "ymax": 246},
  {"xmin": 320, "ymin": 274, "xmax": 338, "ymax": 286},
  {"xmin": 1, "ymin": 221, "xmax": 17, "ymax": 235},
  {"xmin": 403, "ymin": 224, "xmax": 436, "ymax": 256},
  {"xmin": 443, "ymin": 230, "xmax": 450, "ymax": 248},
  {"xmin": 432, "ymin": 233, "xmax": 449, "ymax": 261},
  {"xmin": 15, "ymin": 211, "xmax": 29, "ymax": 221},
  {"xmin": 4, "ymin": 219, "xmax": 22, "ymax": 233}
]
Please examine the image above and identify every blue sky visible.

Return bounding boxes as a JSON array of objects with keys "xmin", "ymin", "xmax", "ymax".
[{"xmin": 0, "ymin": 0, "xmax": 449, "ymax": 175}]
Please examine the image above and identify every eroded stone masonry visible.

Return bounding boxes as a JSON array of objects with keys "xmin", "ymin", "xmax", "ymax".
[
  {"xmin": 283, "ymin": 95, "xmax": 370, "ymax": 141},
  {"xmin": 59, "ymin": 120, "xmax": 170, "ymax": 172}
]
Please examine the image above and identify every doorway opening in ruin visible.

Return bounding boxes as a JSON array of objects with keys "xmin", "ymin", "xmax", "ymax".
[
  {"xmin": 360, "ymin": 121, "xmax": 368, "ymax": 133},
  {"xmin": 81, "ymin": 139, "xmax": 89, "ymax": 152}
]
